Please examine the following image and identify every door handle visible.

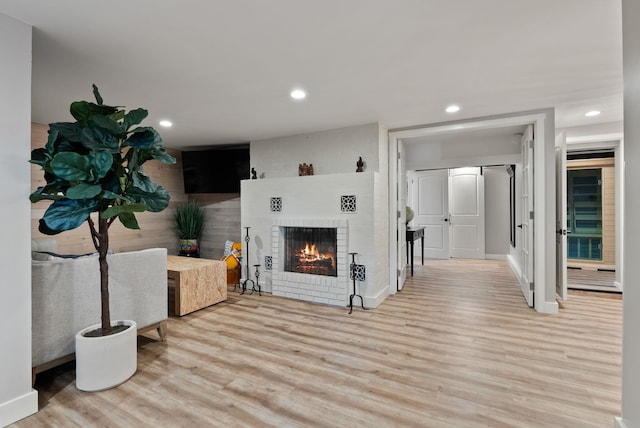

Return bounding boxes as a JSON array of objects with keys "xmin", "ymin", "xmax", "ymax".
[
  {"xmin": 517, "ymin": 224, "xmax": 523, "ymax": 229},
  {"xmin": 556, "ymin": 229, "xmax": 567, "ymax": 236}
]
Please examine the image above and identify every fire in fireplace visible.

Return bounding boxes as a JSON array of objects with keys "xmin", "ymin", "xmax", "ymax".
[{"xmin": 283, "ymin": 227, "xmax": 337, "ymax": 277}]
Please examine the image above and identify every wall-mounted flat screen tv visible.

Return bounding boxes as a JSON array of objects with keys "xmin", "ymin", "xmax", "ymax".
[{"xmin": 182, "ymin": 144, "xmax": 250, "ymax": 194}]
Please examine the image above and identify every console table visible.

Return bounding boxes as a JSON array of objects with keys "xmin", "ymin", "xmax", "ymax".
[
  {"xmin": 167, "ymin": 256, "xmax": 227, "ymax": 316},
  {"xmin": 406, "ymin": 226, "xmax": 425, "ymax": 276}
]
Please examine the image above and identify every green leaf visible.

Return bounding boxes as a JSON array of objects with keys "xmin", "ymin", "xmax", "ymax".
[
  {"xmin": 124, "ymin": 108, "xmax": 148, "ymax": 130},
  {"xmin": 29, "ymin": 185, "xmax": 65, "ymax": 203},
  {"xmin": 101, "ymin": 203, "xmax": 148, "ymax": 219},
  {"xmin": 66, "ymin": 183, "xmax": 102, "ymax": 199},
  {"xmin": 132, "ymin": 171, "xmax": 158, "ymax": 193},
  {"xmin": 150, "ymin": 148, "xmax": 176, "ymax": 164},
  {"xmin": 50, "ymin": 152, "xmax": 91, "ymax": 181},
  {"xmin": 45, "ymin": 129, "xmax": 59, "ymax": 154},
  {"xmin": 118, "ymin": 212, "xmax": 140, "ymax": 230},
  {"xmin": 100, "ymin": 190, "xmax": 134, "ymax": 204},
  {"xmin": 49, "ymin": 122, "xmax": 81, "ymax": 143},
  {"xmin": 92, "ymin": 84, "xmax": 103, "ymax": 105},
  {"xmin": 80, "ymin": 127, "xmax": 119, "ymax": 152},
  {"xmin": 90, "ymin": 151, "xmax": 114, "ymax": 179},
  {"xmin": 92, "ymin": 114, "xmax": 122, "ymax": 135},
  {"xmin": 70, "ymin": 100, "xmax": 119, "ymax": 123},
  {"xmin": 30, "ymin": 148, "xmax": 49, "ymax": 166},
  {"xmin": 123, "ymin": 127, "xmax": 158, "ymax": 149},
  {"xmin": 40, "ymin": 199, "xmax": 99, "ymax": 234},
  {"xmin": 127, "ymin": 185, "xmax": 171, "ymax": 212}
]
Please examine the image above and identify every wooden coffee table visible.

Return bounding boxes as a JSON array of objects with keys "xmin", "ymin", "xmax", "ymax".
[{"xmin": 167, "ymin": 256, "xmax": 227, "ymax": 316}]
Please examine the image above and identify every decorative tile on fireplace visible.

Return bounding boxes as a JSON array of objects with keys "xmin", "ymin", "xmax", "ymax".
[
  {"xmin": 340, "ymin": 195, "xmax": 357, "ymax": 213},
  {"xmin": 270, "ymin": 197, "xmax": 283, "ymax": 212},
  {"xmin": 350, "ymin": 264, "xmax": 366, "ymax": 282},
  {"xmin": 264, "ymin": 256, "xmax": 272, "ymax": 271}
]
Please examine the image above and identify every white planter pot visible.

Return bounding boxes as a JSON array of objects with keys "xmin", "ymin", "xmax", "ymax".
[{"xmin": 75, "ymin": 320, "xmax": 137, "ymax": 392}]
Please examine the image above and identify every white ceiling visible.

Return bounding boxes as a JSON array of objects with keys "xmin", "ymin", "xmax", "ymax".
[{"xmin": 0, "ymin": 1, "xmax": 623, "ymax": 151}]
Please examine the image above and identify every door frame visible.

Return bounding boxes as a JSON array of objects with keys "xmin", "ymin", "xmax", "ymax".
[
  {"xmin": 388, "ymin": 111, "xmax": 557, "ymax": 314},
  {"xmin": 565, "ymin": 133, "xmax": 624, "ymax": 290}
]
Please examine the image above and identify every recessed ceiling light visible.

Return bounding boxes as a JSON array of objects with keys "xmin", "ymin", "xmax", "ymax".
[
  {"xmin": 290, "ymin": 89, "xmax": 307, "ymax": 100},
  {"xmin": 159, "ymin": 120, "xmax": 173, "ymax": 127},
  {"xmin": 585, "ymin": 110, "xmax": 601, "ymax": 117},
  {"xmin": 445, "ymin": 105, "xmax": 460, "ymax": 113}
]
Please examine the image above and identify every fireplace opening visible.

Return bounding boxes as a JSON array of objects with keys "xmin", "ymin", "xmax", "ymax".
[{"xmin": 283, "ymin": 227, "xmax": 337, "ymax": 277}]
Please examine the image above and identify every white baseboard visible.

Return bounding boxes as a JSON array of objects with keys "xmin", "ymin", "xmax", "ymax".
[
  {"xmin": 485, "ymin": 254, "xmax": 507, "ymax": 260},
  {"xmin": 506, "ymin": 254, "xmax": 522, "ymax": 278},
  {"xmin": 0, "ymin": 389, "xmax": 38, "ymax": 427},
  {"xmin": 541, "ymin": 300, "xmax": 559, "ymax": 315},
  {"xmin": 613, "ymin": 416, "xmax": 627, "ymax": 428},
  {"xmin": 364, "ymin": 286, "xmax": 390, "ymax": 309}
]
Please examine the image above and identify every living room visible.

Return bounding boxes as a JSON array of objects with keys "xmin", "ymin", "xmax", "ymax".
[{"xmin": 2, "ymin": 2, "xmax": 640, "ymax": 427}]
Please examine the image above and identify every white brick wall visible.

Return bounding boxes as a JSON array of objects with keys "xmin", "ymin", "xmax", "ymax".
[{"xmin": 271, "ymin": 219, "xmax": 348, "ymax": 306}]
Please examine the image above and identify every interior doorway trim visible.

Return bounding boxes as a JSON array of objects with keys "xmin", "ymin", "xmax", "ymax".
[{"xmin": 388, "ymin": 110, "xmax": 557, "ymax": 314}]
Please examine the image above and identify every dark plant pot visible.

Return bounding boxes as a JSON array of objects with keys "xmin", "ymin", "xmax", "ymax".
[{"xmin": 179, "ymin": 238, "xmax": 200, "ymax": 257}]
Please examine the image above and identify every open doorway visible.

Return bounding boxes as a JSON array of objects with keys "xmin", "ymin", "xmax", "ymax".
[{"xmin": 388, "ymin": 110, "xmax": 558, "ymax": 313}]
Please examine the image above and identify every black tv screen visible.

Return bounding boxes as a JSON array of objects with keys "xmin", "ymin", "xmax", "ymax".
[{"xmin": 182, "ymin": 145, "xmax": 250, "ymax": 194}]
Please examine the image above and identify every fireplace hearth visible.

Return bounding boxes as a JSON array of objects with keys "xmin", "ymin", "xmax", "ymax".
[{"xmin": 283, "ymin": 227, "xmax": 337, "ymax": 277}]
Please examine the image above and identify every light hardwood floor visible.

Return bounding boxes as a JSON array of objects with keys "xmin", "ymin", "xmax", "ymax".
[{"xmin": 15, "ymin": 259, "xmax": 622, "ymax": 427}]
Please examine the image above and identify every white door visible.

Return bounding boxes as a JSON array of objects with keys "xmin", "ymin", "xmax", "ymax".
[
  {"xmin": 555, "ymin": 132, "xmax": 568, "ymax": 300},
  {"xmin": 520, "ymin": 126, "xmax": 535, "ymax": 307},
  {"xmin": 410, "ymin": 169, "xmax": 450, "ymax": 259},
  {"xmin": 397, "ymin": 140, "xmax": 408, "ymax": 290},
  {"xmin": 449, "ymin": 167, "xmax": 485, "ymax": 259}
]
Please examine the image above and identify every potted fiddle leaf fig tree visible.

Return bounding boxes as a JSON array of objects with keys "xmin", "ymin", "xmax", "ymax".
[{"xmin": 29, "ymin": 85, "xmax": 176, "ymax": 391}]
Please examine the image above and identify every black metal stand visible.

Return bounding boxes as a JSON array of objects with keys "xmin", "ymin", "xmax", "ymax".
[
  {"xmin": 348, "ymin": 252, "xmax": 367, "ymax": 314},
  {"xmin": 252, "ymin": 264, "xmax": 262, "ymax": 295},
  {"xmin": 239, "ymin": 227, "xmax": 255, "ymax": 295}
]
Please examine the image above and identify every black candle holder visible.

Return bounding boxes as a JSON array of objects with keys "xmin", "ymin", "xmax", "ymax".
[
  {"xmin": 239, "ymin": 226, "xmax": 255, "ymax": 295},
  {"xmin": 348, "ymin": 252, "xmax": 367, "ymax": 314},
  {"xmin": 252, "ymin": 264, "xmax": 262, "ymax": 296}
]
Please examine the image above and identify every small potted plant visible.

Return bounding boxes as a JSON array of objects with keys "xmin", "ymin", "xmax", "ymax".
[
  {"xmin": 29, "ymin": 85, "xmax": 175, "ymax": 391},
  {"xmin": 174, "ymin": 200, "xmax": 206, "ymax": 257}
]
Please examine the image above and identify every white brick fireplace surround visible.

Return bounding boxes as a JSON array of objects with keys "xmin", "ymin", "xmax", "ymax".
[
  {"xmin": 271, "ymin": 219, "xmax": 348, "ymax": 306},
  {"xmin": 241, "ymin": 172, "xmax": 384, "ymax": 308}
]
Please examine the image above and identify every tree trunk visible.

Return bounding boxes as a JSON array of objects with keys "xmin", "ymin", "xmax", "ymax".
[{"xmin": 98, "ymin": 217, "xmax": 111, "ymax": 334}]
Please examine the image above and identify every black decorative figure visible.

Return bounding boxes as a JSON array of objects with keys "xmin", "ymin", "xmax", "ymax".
[
  {"xmin": 348, "ymin": 252, "xmax": 367, "ymax": 314},
  {"xmin": 251, "ymin": 167, "xmax": 257, "ymax": 179},
  {"xmin": 356, "ymin": 157, "xmax": 364, "ymax": 172}
]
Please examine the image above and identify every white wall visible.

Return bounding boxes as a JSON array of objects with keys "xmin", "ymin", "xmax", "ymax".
[
  {"xmin": 620, "ymin": 1, "xmax": 640, "ymax": 427},
  {"xmin": 373, "ymin": 123, "xmax": 389, "ymax": 303},
  {"xmin": 484, "ymin": 166, "xmax": 511, "ymax": 256},
  {"xmin": 404, "ymin": 134, "xmax": 521, "ymax": 171},
  {"xmin": 0, "ymin": 13, "xmax": 39, "ymax": 426},
  {"xmin": 250, "ymin": 123, "xmax": 381, "ymax": 178}
]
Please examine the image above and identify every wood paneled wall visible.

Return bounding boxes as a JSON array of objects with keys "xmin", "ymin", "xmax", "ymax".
[{"xmin": 30, "ymin": 123, "xmax": 186, "ymax": 255}]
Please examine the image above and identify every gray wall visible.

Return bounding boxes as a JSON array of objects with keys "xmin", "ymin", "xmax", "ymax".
[
  {"xmin": 484, "ymin": 167, "xmax": 511, "ymax": 255},
  {"xmin": 0, "ymin": 13, "xmax": 38, "ymax": 425},
  {"xmin": 621, "ymin": 0, "xmax": 640, "ymax": 426}
]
